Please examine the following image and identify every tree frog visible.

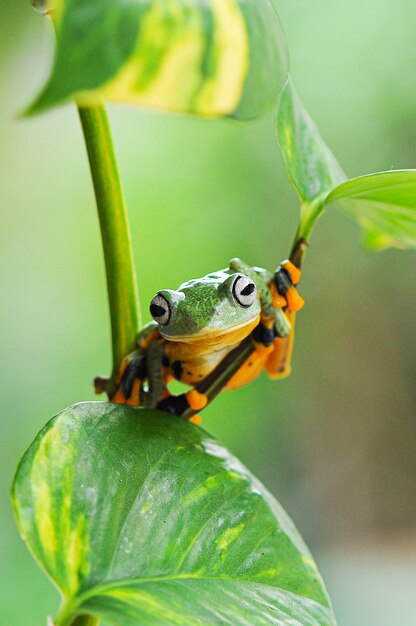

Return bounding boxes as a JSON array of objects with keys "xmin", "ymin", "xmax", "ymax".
[{"xmin": 108, "ymin": 258, "xmax": 304, "ymax": 422}]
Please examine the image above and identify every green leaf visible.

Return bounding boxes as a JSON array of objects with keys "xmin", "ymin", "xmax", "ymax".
[
  {"xmin": 276, "ymin": 79, "xmax": 416, "ymax": 251},
  {"xmin": 29, "ymin": 0, "xmax": 288, "ymax": 119},
  {"xmin": 276, "ymin": 78, "xmax": 346, "ymax": 207},
  {"xmin": 12, "ymin": 402, "xmax": 336, "ymax": 626},
  {"xmin": 361, "ymin": 225, "xmax": 395, "ymax": 251},
  {"xmin": 326, "ymin": 170, "xmax": 416, "ymax": 250}
]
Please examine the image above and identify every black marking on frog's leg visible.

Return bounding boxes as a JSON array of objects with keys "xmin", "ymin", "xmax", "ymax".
[
  {"xmin": 116, "ymin": 353, "xmax": 147, "ymax": 400},
  {"xmin": 157, "ymin": 393, "xmax": 190, "ymax": 416},
  {"xmin": 162, "ymin": 354, "xmax": 170, "ymax": 368},
  {"xmin": 275, "ymin": 263, "xmax": 304, "ymax": 314},
  {"xmin": 274, "ymin": 267, "xmax": 293, "ymax": 298},
  {"xmin": 252, "ymin": 323, "xmax": 275, "ymax": 347},
  {"xmin": 172, "ymin": 360, "xmax": 183, "ymax": 381}
]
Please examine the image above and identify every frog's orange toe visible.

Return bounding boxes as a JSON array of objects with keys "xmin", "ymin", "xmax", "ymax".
[
  {"xmin": 111, "ymin": 388, "xmax": 128, "ymax": 404},
  {"xmin": 270, "ymin": 282, "xmax": 287, "ymax": 309},
  {"xmin": 281, "ymin": 259, "xmax": 302, "ymax": 285},
  {"xmin": 286, "ymin": 287, "xmax": 305, "ymax": 312},
  {"xmin": 186, "ymin": 389, "xmax": 208, "ymax": 411}
]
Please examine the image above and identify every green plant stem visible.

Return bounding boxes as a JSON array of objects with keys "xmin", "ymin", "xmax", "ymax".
[
  {"xmin": 289, "ymin": 195, "xmax": 330, "ymax": 268},
  {"xmin": 78, "ymin": 104, "xmax": 141, "ymax": 393},
  {"xmin": 69, "ymin": 616, "xmax": 100, "ymax": 626}
]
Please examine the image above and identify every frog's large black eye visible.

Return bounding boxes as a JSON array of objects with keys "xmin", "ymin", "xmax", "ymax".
[
  {"xmin": 149, "ymin": 293, "xmax": 171, "ymax": 325},
  {"xmin": 232, "ymin": 275, "xmax": 257, "ymax": 308}
]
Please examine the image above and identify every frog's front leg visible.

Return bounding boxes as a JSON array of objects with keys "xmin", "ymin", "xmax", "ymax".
[{"xmin": 157, "ymin": 337, "xmax": 254, "ymax": 422}]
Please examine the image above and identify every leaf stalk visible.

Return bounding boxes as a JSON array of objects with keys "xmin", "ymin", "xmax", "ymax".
[{"xmin": 289, "ymin": 195, "xmax": 328, "ymax": 268}]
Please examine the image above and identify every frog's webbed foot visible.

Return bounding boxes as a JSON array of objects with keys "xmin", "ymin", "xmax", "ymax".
[
  {"xmin": 265, "ymin": 260, "xmax": 304, "ymax": 378},
  {"xmin": 111, "ymin": 350, "xmax": 147, "ymax": 406},
  {"xmin": 157, "ymin": 392, "xmax": 203, "ymax": 424},
  {"xmin": 157, "ymin": 393, "xmax": 190, "ymax": 417},
  {"xmin": 157, "ymin": 393, "xmax": 203, "ymax": 424},
  {"xmin": 157, "ymin": 388, "xmax": 208, "ymax": 420},
  {"xmin": 93, "ymin": 356, "xmax": 146, "ymax": 404},
  {"xmin": 97, "ymin": 322, "xmax": 165, "ymax": 408},
  {"xmin": 273, "ymin": 260, "xmax": 304, "ymax": 314}
]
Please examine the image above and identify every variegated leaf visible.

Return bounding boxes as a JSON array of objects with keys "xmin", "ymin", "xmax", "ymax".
[
  {"xmin": 13, "ymin": 402, "xmax": 336, "ymax": 625},
  {"xmin": 29, "ymin": 0, "xmax": 288, "ymax": 118}
]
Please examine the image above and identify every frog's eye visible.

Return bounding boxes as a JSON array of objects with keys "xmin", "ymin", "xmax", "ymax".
[
  {"xmin": 232, "ymin": 275, "xmax": 257, "ymax": 308},
  {"xmin": 149, "ymin": 293, "xmax": 171, "ymax": 325}
]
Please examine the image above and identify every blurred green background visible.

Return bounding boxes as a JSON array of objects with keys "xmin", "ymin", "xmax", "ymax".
[{"xmin": 1, "ymin": 1, "xmax": 416, "ymax": 624}]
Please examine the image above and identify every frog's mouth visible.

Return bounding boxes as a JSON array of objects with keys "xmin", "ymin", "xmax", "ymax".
[{"xmin": 160, "ymin": 314, "xmax": 260, "ymax": 347}]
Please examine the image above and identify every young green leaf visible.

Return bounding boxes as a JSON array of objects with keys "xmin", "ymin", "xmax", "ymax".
[
  {"xmin": 29, "ymin": 0, "xmax": 288, "ymax": 119},
  {"xmin": 277, "ymin": 79, "xmax": 416, "ymax": 251},
  {"xmin": 13, "ymin": 402, "xmax": 336, "ymax": 626},
  {"xmin": 276, "ymin": 77, "xmax": 346, "ymax": 208},
  {"xmin": 326, "ymin": 170, "xmax": 416, "ymax": 250}
]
